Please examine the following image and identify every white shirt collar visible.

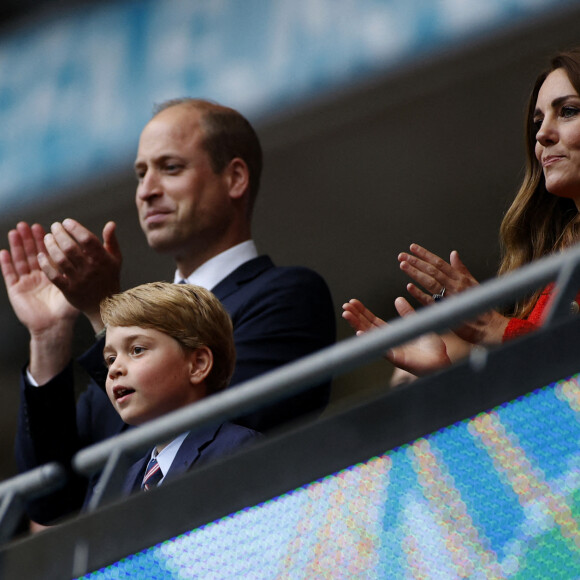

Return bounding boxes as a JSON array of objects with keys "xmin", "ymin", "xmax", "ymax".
[
  {"xmin": 174, "ymin": 240, "xmax": 258, "ymax": 290},
  {"xmin": 151, "ymin": 431, "xmax": 189, "ymax": 484}
]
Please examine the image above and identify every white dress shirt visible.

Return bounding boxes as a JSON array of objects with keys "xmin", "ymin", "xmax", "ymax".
[
  {"xmin": 149, "ymin": 431, "xmax": 190, "ymax": 485},
  {"xmin": 174, "ymin": 240, "xmax": 258, "ymax": 291}
]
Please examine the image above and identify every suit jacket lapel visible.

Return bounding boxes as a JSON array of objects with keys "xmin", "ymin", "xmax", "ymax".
[
  {"xmin": 163, "ymin": 425, "xmax": 223, "ymax": 482},
  {"xmin": 211, "ymin": 255, "xmax": 273, "ymax": 301},
  {"xmin": 123, "ymin": 454, "xmax": 150, "ymax": 495},
  {"xmin": 123, "ymin": 424, "xmax": 225, "ymax": 494},
  {"xmin": 123, "ymin": 427, "xmax": 211, "ymax": 494}
]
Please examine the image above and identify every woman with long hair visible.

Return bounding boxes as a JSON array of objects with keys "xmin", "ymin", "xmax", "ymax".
[{"xmin": 343, "ymin": 48, "xmax": 580, "ymax": 379}]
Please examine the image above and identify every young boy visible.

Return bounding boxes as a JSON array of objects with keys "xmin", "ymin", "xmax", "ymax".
[{"xmin": 89, "ymin": 281, "xmax": 260, "ymax": 500}]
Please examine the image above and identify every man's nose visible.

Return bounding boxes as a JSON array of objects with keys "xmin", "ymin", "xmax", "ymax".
[{"xmin": 137, "ymin": 170, "xmax": 162, "ymax": 200}]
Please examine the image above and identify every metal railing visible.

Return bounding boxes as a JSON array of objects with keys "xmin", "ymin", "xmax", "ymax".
[
  {"xmin": 0, "ymin": 463, "xmax": 65, "ymax": 543},
  {"xmin": 3, "ymin": 242, "xmax": 580, "ymax": 540}
]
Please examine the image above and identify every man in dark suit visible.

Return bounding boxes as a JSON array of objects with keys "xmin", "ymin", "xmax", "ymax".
[{"xmin": 1, "ymin": 99, "xmax": 335, "ymax": 524}]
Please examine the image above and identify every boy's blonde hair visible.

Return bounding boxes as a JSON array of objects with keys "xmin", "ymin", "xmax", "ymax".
[{"xmin": 100, "ymin": 282, "xmax": 235, "ymax": 394}]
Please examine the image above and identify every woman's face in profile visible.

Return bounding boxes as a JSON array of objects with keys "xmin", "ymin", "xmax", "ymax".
[{"xmin": 534, "ymin": 68, "xmax": 580, "ymax": 207}]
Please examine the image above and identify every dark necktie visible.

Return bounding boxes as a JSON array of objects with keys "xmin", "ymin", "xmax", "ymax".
[{"xmin": 142, "ymin": 456, "xmax": 163, "ymax": 491}]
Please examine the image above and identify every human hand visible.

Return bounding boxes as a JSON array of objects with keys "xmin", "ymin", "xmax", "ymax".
[
  {"xmin": 38, "ymin": 219, "xmax": 122, "ymax": 332},
  {"xmin": 342, "ymin": 298, "xmax": 386, "ymax": 335},
  {"xmin": 0, "ymin": 222, "xmax": 79, "ymax": 335},
  {"xmin": 342, "ymin": 297, "xmax": 450, "ymax": 377},
  {"xmin": 386, "ymin": 297, "xmax": 451, "ymax": 376},
  {"xmin": 398, "ymin": 243, "xmax": 509, "ymax": 345},
  {"xmin": 398, "ymin": 243, "xmax": 478, "ymax": 304}
]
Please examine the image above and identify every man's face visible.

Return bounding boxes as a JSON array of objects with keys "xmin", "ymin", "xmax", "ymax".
[{"xmin": 134, "ymin": 105, "xmax": 234, "ymax": 261}]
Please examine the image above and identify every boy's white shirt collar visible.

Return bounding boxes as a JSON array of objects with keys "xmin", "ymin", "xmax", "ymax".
[
  {"xmin": 174, "ymin": 240, "xmax": 258, "ymax": 290},
  {"xmin": 151, "ymin": 431, "xmax": 189, "ymax": 484}
]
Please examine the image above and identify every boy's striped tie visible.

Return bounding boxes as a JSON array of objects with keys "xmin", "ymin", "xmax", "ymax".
[{"xmin": 142, "ymin": 456, "xmax": 163, "ymax": 491}]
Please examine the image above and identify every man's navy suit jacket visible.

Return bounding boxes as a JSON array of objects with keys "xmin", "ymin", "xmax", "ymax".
[{"xmin": 16, "ymin": 256, "xmax": 335, "ymax": 523}]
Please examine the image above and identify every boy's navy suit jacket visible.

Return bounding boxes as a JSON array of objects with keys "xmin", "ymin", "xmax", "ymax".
[{"xmin": 83, "ymin": 422, "xmax": 261, "ymax": 507}]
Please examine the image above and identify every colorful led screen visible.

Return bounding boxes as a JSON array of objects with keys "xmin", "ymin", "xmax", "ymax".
[{"xmin": 79, "ymin": 374, "xmax": 580, "ymax": 579}]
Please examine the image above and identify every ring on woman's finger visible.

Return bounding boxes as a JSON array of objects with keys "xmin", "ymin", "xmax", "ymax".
[{"xmin": 432, "ymin": 287, "xmax": 446, "ymax": 302}]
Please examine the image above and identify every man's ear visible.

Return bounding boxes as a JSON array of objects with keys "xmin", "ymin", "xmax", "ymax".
[
  {"xmin": 188, "ymin": 346, "xmax": 213, "ymax": 385},
  {"xmin": 225, "ymin": 157, "xmax": 250, "ymax": 201}
]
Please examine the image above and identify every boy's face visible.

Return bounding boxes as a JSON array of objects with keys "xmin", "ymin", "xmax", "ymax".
[{"xmin": 104, "ymin": 326, "xmax": 208, "ymax": 425}]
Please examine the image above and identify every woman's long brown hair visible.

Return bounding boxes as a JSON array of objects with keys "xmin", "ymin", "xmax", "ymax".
[{"xmin": 498, "ymin": 49, "xmax": 580, "ymax": 317}]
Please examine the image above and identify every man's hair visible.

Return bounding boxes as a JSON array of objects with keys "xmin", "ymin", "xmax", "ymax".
[
  {"xmin": 101, "ymin": 282, "xmax": 235, "ymax": 395},
  {"xmin": 153, "ymin": 98, "xmax": 263, "ymax": 212}
]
